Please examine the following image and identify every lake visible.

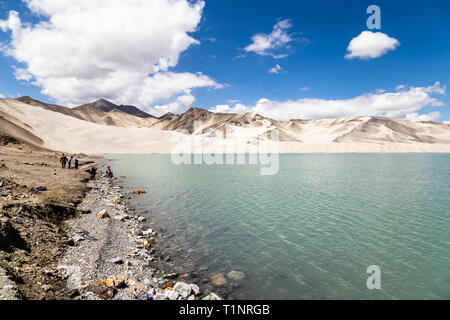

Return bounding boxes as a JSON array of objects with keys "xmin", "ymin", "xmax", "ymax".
[{"xmin": 106, "ymin": 154, "xmax": 450, "ymax": 299}]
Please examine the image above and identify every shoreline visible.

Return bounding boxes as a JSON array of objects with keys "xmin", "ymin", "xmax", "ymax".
[
  {"xmin": 0, "ymin": 144, "xmax": 223, "ymax": 300},
  {"xmin": 57, "ymin": 161, "xmax": 223, "ymax": 300}
]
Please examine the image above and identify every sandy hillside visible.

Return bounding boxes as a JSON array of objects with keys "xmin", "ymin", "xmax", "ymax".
[{"xmin": 1, "ymin": 98, "xmax": 450, "ymax": 154}]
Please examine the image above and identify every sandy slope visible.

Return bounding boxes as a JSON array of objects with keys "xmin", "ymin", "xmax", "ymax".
[{"xmin": 1, "ymin": 98, "xmax": 450, "ymax": 154}]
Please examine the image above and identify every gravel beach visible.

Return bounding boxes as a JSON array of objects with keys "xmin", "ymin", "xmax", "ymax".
[{"xmin": 58, "ymin": 163, "xmax": 223, "ymax": 300}]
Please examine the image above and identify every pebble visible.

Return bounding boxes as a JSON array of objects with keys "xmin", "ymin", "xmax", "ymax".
[{"xmin": 110, "ymin": 257, "xmax": 123, "ymax": 264}]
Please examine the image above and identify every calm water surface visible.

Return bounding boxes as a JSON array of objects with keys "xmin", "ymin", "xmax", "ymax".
[{"xmin": 106, "ymin": 154, "xmax": 450, "ymax": 299}]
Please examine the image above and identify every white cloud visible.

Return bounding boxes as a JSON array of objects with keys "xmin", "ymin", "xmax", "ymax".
[
  {"xmin": 0, "ymin": 93, "xmax": 5, "ymax": 99},
  {"xmin": 12, "ymin": 66, "xmax": 33, "ymax": 81},
  {"xmin": 300, "ymin": 86, "xmax": 309, "ymax": 92},
  {"xmin": 405, "ymin": 111, "xmax": 441, "ymax": 122},
  {"xmin": 443, "ymin": 121, "xmax": 450, "ymax": 124},
  {"xmin": 0, "ymin": 0, "xmax": 222, "ymax": 108},
  {"xmin": 268, "ymin": 64, "xmax": 283, "ymax": 74},
  {"xmin": 345, "ymin": 31, "xmax": 400, "ymax": 59},
  {"xmin": 244, "ymin": 19, "xmax": 295, "ymax": 58},
  {"xmin": 210, "ymin": 82, "xmax": 446, "ymax": 121}
]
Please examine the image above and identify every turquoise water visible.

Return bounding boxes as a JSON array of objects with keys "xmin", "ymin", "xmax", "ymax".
[{"xmin": 107, "ymin": 154, "xmax": 450, "ymax": 299}]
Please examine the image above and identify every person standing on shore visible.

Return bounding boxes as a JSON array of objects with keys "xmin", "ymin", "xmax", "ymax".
[
  {"xmin": 60, "ymin": 154, "xmax": 67, "ymax": 169},
  {"xmin": 74, "ymin": 158, "xmax": 79, "ymax": 170},
  {"xmin": 68, "ymin": 156, "xmax": 73, "ymax": 169}
]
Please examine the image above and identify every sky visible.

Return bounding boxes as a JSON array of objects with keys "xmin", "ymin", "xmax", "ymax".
[{"xmin": 0, "ymin": 0, "xmax": 449, "ymax": 122}]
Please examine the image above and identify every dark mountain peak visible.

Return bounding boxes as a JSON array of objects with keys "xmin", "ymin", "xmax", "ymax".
[
  {"xmin": 117, "ymin": 104, "xmax": 155, "ymax": 118},
  {"xmin": 75, "ymin": 99, "xmax": 155, "ymax": 118},
  {"xmin": 74, "ymin": 99, "xmax": 117, "ymax": 112},
  {"xmin": 16, "ymin": 96, "xmax": 42, "ymax": 105}
]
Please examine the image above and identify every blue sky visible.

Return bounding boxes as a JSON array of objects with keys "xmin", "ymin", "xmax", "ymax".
[{"xmin": 0, "ymin": 0, "xmax": 449, "ymax": 122}]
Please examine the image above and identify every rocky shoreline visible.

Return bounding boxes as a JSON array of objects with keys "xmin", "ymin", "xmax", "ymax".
[{"xmin": 58, "ymin": 163, "xmax": 223, "ymax": 300}]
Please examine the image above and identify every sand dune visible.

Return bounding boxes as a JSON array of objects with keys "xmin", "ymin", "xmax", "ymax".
[{"xmin": 1, "ymin": 97, "xmax": 450, "ymax": 154}]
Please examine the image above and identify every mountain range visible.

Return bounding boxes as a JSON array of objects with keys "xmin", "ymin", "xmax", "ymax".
[{"xmin": 1, "ymin": 96, "xmax": 449, "ymax": 154}]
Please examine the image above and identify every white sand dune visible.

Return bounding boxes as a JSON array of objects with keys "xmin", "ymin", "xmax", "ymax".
[{"xmin": 1, "ymin": 98, "xmax": 450, "ymax": 154}]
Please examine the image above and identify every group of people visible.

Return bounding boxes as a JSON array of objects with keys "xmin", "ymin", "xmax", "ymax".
[
  {"xmin": 88, "ymin": 165, "xmax": 113, "ymax": 178},
  {"xmin": 59, "ymin": 154, "xmax": 78, "ymax": 169},
  {"xmin": 60, "ymin": 154, "xmax": 114, "ymax": 179}
]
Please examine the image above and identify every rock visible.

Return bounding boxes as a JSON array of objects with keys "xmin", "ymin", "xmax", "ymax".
[
  {"xmin": 97, "ymin": 209, "xmax": 109, "ymax": 219},
  {"xmin": 120, "ymin": 214, "xmax": 131, "ymax": 221},
  {"xmin": 191, "ymin": 284, "xmax": 201, "ymax": 296},
  {"xmin": 142, "ymin": 229, "xmax": 153, "ymax": 236},
  {"xmin": 137, "ymin": 216, "xmax": 147, "ymax": 222},
  {"xmin": 85, "ymin": 281, "xmax": 116, "ymax": 299},
  {"xmin": 42, "ymin": 285, "xmax": 53, "ymax": 292},
  {"xmin": 227, "ymin": 270, "xmax": 246, "ymax": 283},
  {"xmin": 110, "ymin": 257, "xmax": 123, "ymax": 264},
  {"xmin": 164, "ymin": 289, "xmax": 179, "ymax": 300},
  {"xmin": 100, "ymin": 275, "xmax": 126, "ymax": 289},
  {"xmin": 133, "ymin": 190, "xmax": 146, "ymax": 195},
  {"xmin": 202, "ymin": 292, "xmax": 223, "ymax": 300},
  {"xmin": 72, "ymin": 234, "xmax": 85, "ymax": 243},
  {"xmin": 162, "ymin": 273, "xmax": 178, "ymax": 279},
  {"xmin": 173, "ymin": 282, "xmax": 192, "ymax": 299},
  {"xmin": 210, "ymin": 273, "xmax": 227, "ymax": 288}
]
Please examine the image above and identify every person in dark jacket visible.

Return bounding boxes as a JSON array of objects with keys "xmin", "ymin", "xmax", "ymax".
[
  {"xmin": 89, "ymin": 165, "xmax": 97, "ymax": 177},
  {"xmin": 74, "ymin": 158, "xmax": 79, "ymax": 170},
  {"xmin": 68, "ymin": 156, "xmax": 73, "ymax": 169},
  {"xmin": 60, "ymin": 154, "xmax": 67, "ymax": 169}
]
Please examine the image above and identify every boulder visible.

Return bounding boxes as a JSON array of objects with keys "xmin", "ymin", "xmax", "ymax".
[
  {"xmin": 173, "ymin": 282, "xmax": 192, "ymax": 299},
  {"xmin": 227, "ymin": 270, "xmax": 246, "ymax": 283},
  {"xmin": 164, "ymin": 289, "xmax": 179, "ymax": 300},
  {"xmin": 210, "ymin": 273, "xmax": 227, "ymax": 287}
]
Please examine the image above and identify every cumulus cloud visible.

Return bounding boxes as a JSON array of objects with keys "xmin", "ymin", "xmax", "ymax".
[
  {"xmin": 444, "ymin": 121, "xmax": 450, "ymax": 124},
  {"xmin": 210, "ymin": 82, "xmax": 446, "ymax": 121},
  {"xmin": 244, "ymin": 19, "xmax": 295, "ymax": 58},
  {"xmin": 345, "ymin": 31, "xmax": 400, "ymax": 59},
  {"xmin": 0, "ymin": 0, "xmax": 222, "ymax": 108},
  {"xmin": 0, "ymin": 93, "xmax": 5, "ymax": 99},
  {"xmin": 268, "ymin": 64, "xmax": 283, "ymax": 74}
]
